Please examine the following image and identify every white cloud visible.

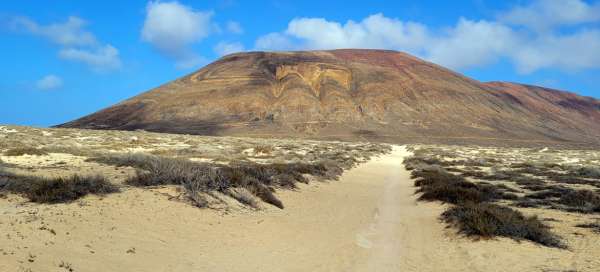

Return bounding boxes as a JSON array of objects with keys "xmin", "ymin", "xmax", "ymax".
[
  {"xmin": 11, "ymin": 16, "xmax": 97, "ymax": 46},
  {"xmin": 499, "ymin": 0, "xmax": 600, "ymax": 31},
  {"xmin": 35, "ymin": 75, "xmax": 63, "ymax": 90},
  {"xmin": 512, "ymin": 29, "xmax": 600, "ymax": 73},
  {"xmin": 213, "ymin": 41, "xmax": 245, "ymax": 56},
  {"xmin": 255, "ymin": 32, "xmax": 297, "ymax": 50},
  {"xmin": 142, "ymin": 1, "xmax": 213, "ymax": 68},
  {"xmin": 255, "ymin": 5, "xmax": 600, "ymax": 73},
  {"xmin": 59, "ymin": 45, "xmax": 122, "ymax": 72},
  {"xmin": 226, "ymin": 21, "xmax": 243, "ymax": 34},
  {"xmin": 281, "ymin": 14, "xmax": 429, "ymax": 51},
  {"xmin": 427, "ymin": 18, "xmax": 519, "ymax": 70},
  {"xmin": 11, "ymin": 16, "xmax": 121, "ymax": 72}
]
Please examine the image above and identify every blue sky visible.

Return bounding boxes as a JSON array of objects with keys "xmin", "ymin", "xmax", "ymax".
[{"xmin": 1, "ymin": 0, "xmax": 599, "ymax": 127}]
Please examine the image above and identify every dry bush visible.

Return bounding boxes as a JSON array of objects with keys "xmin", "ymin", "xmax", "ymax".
[
  {"xmin": 253, "ymin": 145, "xmax": 274, "ymax": 154},
  {"xmin": 404, "ymin": 156, "xmax": 447, "ymax": 170},
  {"xmin": 228, "ymin": 187, "xmax": 259, "ymax": 208},
  {"xmin": 558, "ymin": 190, "xmax": 600, "ymax": 213},
  {"xmin": 412, "ymin": 167, "xmax": 517, "ymax": 204},
  {"xmin": 0, "ymin": 172, "xmax": 118, "ymax": 203},
  {"xmin": 575, "ymin": 222, "xmax": 600, "ymax": 233},
  {"xmin": 570, "ymin": 166, "xmax": 600, "ymax": 179},
  {"xmin": 4, "ymin": 147, "xmax": 48, "ymax": 156},
  {"xmin": 88, "ymin": 153, "xmax": 344, "ymax": 209},
  {"xmin": 442, "ymin": 202, "xmax": 564, "ymax": 248},
  {"xmin": 405, "ymin": 150, "xmax": 564, "ymax": 248}
]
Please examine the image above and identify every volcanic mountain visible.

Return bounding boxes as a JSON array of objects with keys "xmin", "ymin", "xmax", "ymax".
[{"xmin": 59, "ymin": 49, "xmax": 600, "ymax": 146}]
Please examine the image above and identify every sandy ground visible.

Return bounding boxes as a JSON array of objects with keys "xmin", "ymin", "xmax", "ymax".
[{"xmin": 1, "ymin": 146, "xmax": 598, "ymax": 272}]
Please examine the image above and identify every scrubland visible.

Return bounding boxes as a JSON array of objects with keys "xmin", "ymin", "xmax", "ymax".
[{"xmin": 404, "ymin": 144, "xmax": 600, "ymax": 253}]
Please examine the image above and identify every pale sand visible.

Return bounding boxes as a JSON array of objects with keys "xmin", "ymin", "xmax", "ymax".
[{"xmin": 1, "ymin": 146, "xmax": 598, "ymax": 271}]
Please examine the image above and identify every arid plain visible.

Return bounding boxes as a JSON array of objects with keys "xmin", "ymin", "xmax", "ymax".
[{"xmin": 1, "ymin": 125, "xmax": 599, "ymax": 271}]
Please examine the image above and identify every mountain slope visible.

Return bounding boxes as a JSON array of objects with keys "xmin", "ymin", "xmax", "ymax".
[{"xmin": 59, "ymin": 49, "xmax": 600, "ymax": 145}]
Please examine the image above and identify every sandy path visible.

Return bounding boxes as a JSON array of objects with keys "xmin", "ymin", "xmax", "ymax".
[{"xmin": 1, "ymin": 146, "xmax": 596, "ymax": 271}]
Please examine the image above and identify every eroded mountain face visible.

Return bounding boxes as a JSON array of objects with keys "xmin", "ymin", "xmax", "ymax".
[{"xmin": 59, "ymin": 49, "xmax": 600, "ymax": 146}]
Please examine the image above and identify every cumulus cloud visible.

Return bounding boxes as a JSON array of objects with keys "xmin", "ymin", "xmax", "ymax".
[
  {"xmin": 284, "ymin": 14, "xmax": 429, "ymax": 51},
  {"xmin": 59, "ymin": 45, "xmax": 122, "ymax": 72},
  {"xmin": 426, "ymin": 19, "xmax": 518, "ymax": 70},
  {"xmin": 11, "ymin": 16, "xmax": 97, "ymax": 46},
  {"xmin": 226, "ymin": 21, "xmax": 243, "ymax": 34},
  {"xmin": 213, "ymin": 41, "xmax": 245, "ymax": 56},
  {"xmin": 255, "ymin": 1, "xmax": 600, "ymax": 73},
  {"xmin": 35, "ymin": 75, "xmax": 63, "ymax": 90},
  {"xmin": 499, "ymin": 0, "xmax": 600, "ymax": 31},
  {"xmin": 142, "ymin": 1, "xmax": 214, "ymax": 68},
  {"xmin": 512, "ymin": 29, "xmax": 600, "ymax": 73},
  {"xmin": 10, "ymin": 16, "xmax": 121, "ymax": 72}
]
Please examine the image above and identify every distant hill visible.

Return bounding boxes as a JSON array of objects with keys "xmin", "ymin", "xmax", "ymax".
[{"xmin": 58, "ymin": 49, "xmax": 600, "ymax": 146}]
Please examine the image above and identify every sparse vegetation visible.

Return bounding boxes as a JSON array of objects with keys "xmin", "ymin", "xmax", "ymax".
[
  {"xmin": 0, "ymin": 170, "xmax": 118, "ymax": 203},
  {"xmin": 558, "ymin": 190, "xmax": 600, "ymax": 213},
  {"xmin": 405, "ymin": 149, "xmax": 566, "ymax": 248},
  {"xmin": 4, "ymin": 147, "xmax": 48, "ymax": 156},
  {"xmin": 87, "ymin": 152, "xmax": 344, "ymax": 209},
  {"xmin": 575, "ymin": 222, "xmax": 600, "ymax": 233},
  {"xmin": 412, "ymin": 167, "xmax": 518, "ymax": 205},
  {"xmin": 442, "ymin": 202, "xmax": 564, "ymax": 248},
  {"xmin": 253, "ymin": 145, "xmax": 274, "ymax": 154}
]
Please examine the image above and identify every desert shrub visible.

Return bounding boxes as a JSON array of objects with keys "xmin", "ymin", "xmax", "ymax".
[
  {"xmin": 525, "ymin": 188, "xmax": 567, "ymax": 200},
  {"xmin": 86, "ymin": 152, "xmax": 158, "ymax": 169},
  {"xmin": 575, "ymin": 222, "xmax": 600, "ymax": 233},
  {"xmin": 239, "ymin": 177, "xmax": 283, "ymax": 209},
  {"xmin": 253, "ymin": 145, "xmax": 274, "ymax": 154},
  {"xmin": 0, "ymin": 173, "xmax": 118, "ymax": 203},
  {"xmin": 442, "ymin": 202, "xmax": 564, "ymax": 248},
  {"xmin": 558, "ymin": 190, "xmax": 600, "ymax": 213},
  {"xmin": 460, "ymin": 170, "xmax": 489, "ymax": 179},
  {"xmin": 460, "ymin": 158, "xmax": 499, "ymax": 167},
  {"xmin": 4, "ymin": 147, "xmax": 48, "ymax": 156},
  {"xmin": 513, "ymin": 198, "xmax": 551, "ymax": 208},
  {"xmin": 403, "ymin": 156, "xmax": 446, "ymax": 170},
  {"xmin": 550, "ymin": 175, "xmax": 600, "ymax": 189},
  {"xmin": 412, "ymin": 168, "xmax": 514, "ymax": 204},
  {"xmin": 228, "ymin": 187, "xmax": 259, "ymax": 208},
  {"xmin": 124, "ymin": 156, "xmax": 210, "ymax": 187},
  {"xmin": 90, "ymin": 153, "xmax": 342, "ymax": 209},
  {"xmin": 406, "ymin": 153, "xmax": 564, "ymax": 248},
  {"xmin": 569, "ymin": 166, "xmax": 600, "ymax": 179},
  {"xmin": 181, "ymin": 177, "xmax": 209, "ymax": 208}
]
